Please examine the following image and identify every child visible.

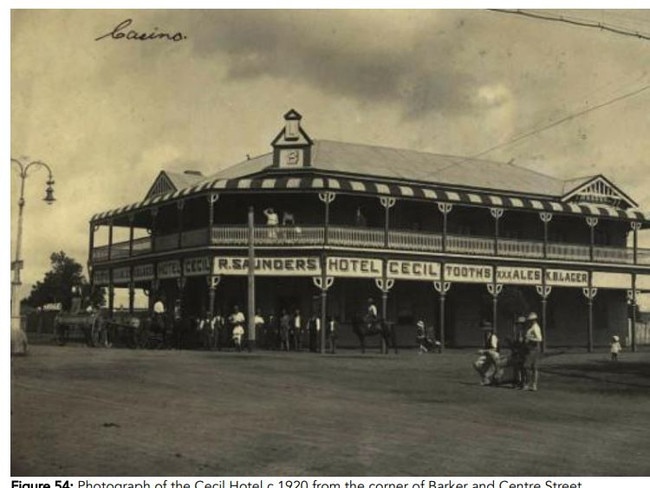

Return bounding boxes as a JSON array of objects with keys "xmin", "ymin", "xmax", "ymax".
[
  {"xmin": 232, "ymin": 323, "xmax": 245, "ymax": 352},
  {"xmin": 610, "ymin": 335, "xmax": 622, "ymax": 361}
]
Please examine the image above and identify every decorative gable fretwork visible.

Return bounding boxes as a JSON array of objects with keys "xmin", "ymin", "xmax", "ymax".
[
  {"xmin": 145, "ymin": 172, "xmax": 177, "ymax": 199},
  {"xmin": 562, "ymin": 176, "xmax": 637, "ymax": 209}
]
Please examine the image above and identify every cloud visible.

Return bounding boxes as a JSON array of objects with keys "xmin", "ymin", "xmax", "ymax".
[{"xmin": 184, "ymin": 10, "xmax": 499, "ymax": 119}]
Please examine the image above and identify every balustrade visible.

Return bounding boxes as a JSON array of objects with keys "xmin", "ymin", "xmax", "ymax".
[
  {"xmin": 546, "ymin": 242, "xmax": 590, "ymax": 261},
  {"xmin": 131, "ymin": 236, "xmax": 151, "ymax": 255},
  {"xmin": 328, "ymin": 226, "xmax": 385, "ymax": 248},
  {"xmin": 447, "ymin": 234, "xmax": 494, "ymax": 255},
  {"xmin": 497, "ymin": 237, "xmax": 544, "ymax": 258},
  {"xmin": 181, "ymin": 228, "xmax": 209, "ymax": 247},
  {"xmin": 90, "ymin": 224, "xmax": 650, "ymax": 268},
  {"xmin": 388, "ymin": 229, "xmax": 442, "ymax": 251},
  {"xmin": 155, "ymin": 233, "xmax": 180, "ymax": 252}
]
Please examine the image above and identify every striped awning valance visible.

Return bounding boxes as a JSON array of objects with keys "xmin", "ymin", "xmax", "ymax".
[{"xmin": 91, "ymin": 175, "xmax": 650, "ymax": 223}]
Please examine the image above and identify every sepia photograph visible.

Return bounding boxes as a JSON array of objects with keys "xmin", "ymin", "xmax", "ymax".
[{"xmin": 9, "ymin": 6, "xmax": 650, "ymax": 477}]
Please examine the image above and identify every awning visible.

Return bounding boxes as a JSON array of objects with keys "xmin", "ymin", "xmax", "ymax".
[{"xmin": 91, "ymin": 175, "xmax": 650, "ymax": 224}]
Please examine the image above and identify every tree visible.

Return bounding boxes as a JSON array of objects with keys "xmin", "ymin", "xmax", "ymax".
[{"xmin": 22, "ymin": 251, "xmax": 105, "ymax": 311}]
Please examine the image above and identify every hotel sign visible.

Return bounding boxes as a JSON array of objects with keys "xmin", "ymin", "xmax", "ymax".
[
  {"xmin": 158, "ymin": 260, "xmax": 181, "ymax": 279},
  {"xmin": 496, "ymin": 266, "xmax": 542, "ymax": 285},
  {"xmin": 326, "ymin": 257, "xmax": 382, "ymax": 278},
  {"xmin": 133, "ymin": 264, "xmax": 155, "ymax": 282},
  {"xmin": 184, "ymin": 257, "xmax": 212, "ymax": 276},
  {"xmin": 387, "ymin": 260, "xmax": 441, "ymax": 281},
  {"xmin": 214, "ymin": 257, "xmax": 320, "ymax": 276},
  {"xmin": 444, "ymin": 263, "xmax": 493, "ymax": 283},
  {"xmin": 545, "ymin": 269, "xmax": 588, "ymax": 287}
]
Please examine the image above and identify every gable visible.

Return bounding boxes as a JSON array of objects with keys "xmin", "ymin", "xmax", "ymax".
[
  {"xmin": 145, "ymin": 171, "xmax": 177, "ymax": 199},
  {"xmin": 562, "ymin": 175, "xmax": 637, "ymax": 209}
]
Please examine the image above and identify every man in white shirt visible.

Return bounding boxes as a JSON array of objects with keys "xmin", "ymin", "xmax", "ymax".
[
  {"xmin": 524, "ymin": 312, "xmax": 543, "ymax": 391},
  {"xmin": 229, "ymin": 305, "xmax": 246, "ymax": 350},
  {"xmin": 153, "ymin": 298, "xmax": 166, "ymax": 333},
  {"xmin": 254, "ymin": 310, "xmax": 265, "ymax": 348},
  {"xmin": 263, "ymin": 207, "xmax": 279, "ymax": 238},
  {"xmin": 232, "ymin": 323, "xmax": 245, "ymax": 352},
  {"xmin": 292, "ymin": 309, "xmax": 303, "ymax": 351}
]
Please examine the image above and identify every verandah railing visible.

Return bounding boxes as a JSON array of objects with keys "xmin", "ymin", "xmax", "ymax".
[{"xmin": 91, "ymin": 225, "xmax": 650, "ymax": 266}]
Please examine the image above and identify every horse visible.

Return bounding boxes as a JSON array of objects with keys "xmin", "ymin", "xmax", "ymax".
[{"xmin": 351, "ymin": 314, "xmax": 398, "ymax": 354}]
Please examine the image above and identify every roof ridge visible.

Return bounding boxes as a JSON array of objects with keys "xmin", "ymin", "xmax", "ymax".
[{"xmin": 315, "ymin": 138, "xmax": 497, "ymax": 164}]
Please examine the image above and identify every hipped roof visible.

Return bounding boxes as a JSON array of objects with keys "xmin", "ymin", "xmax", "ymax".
[{"xmin": 91, "ymin": 139, "xmax": 647, "ymax": 223}]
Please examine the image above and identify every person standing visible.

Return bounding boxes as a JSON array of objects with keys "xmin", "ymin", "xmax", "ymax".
[
  {"xmin": 263, "ymin": 207, "xmax": 279, "ymax": 238},
  {"xmin": 523, "ymin": 312, "xmax": 543, "ymax": 391},
  {"xmin": 254, "ymin": 309, "xmax": 266, "ymax": 349},
  {"xmin": 232, "ymin": 322, "xmax": 245, "ymax": 352},
  {"xmin": 327, "ymin": 316, "xmax": 338, "ymax": 354},
  {"xmin": 512, "ymin": 316, "xmax": 528, "ymax": 388},
  {"xmin": 484, "ymin": 329, "xmax": 500, "ymax": 385},
  {"xmin": 153, "ymin": 297, "xmax": 166, "ymax": 334},
  {"xmin": 308, "ymin": 313, "xmax": 321, "ymax": 352},
  {"xmin": 610, "ymin": 335, "xmax": 622, "ymax": 361},
  {"xmin": 292, "ymin": 309, "xmax": 303, "ymax": 351},
  {"xmin": 229, "ymin": 305, "xmax": 246, "ymax": 349},
  {"xmin": 355, "ymin": 207, "xmax": 367, "ymax": 227},
  {"xmin": 416, "ymin": 320, "xmax": 428, "ymax": 354},
  {"xmin": 279, "ymin": 310, "xmax": 291, "ymax": 351}
]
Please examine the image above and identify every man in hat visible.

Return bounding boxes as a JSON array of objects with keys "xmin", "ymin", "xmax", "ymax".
[{"xmin": 523, "ymin": 312, "xmax": 543, "ymax": 391}]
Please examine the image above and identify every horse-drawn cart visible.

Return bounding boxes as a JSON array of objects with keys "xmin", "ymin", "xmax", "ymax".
[{"xmin": 53, "ymin": 310, "xmax": 108, "ymax": 347}]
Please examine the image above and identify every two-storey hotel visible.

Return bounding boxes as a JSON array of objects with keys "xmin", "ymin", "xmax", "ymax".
[{"xmin": 88, "ymin": 110, "xmax": 650, "ymax": 350}]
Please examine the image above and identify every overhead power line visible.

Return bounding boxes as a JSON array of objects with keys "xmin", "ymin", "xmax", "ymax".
[
  {"xmin": 471, "ymin": 83, "xmax": 650, "ymax": 159},
  {"xmin": 490, "ymin": 9, "xmax": 650, "ymax": 41}
]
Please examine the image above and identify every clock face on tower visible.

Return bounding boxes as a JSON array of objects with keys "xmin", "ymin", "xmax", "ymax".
[{"xmin": 279, "ymin": 148, "xmax": 303, "ymax": 168}]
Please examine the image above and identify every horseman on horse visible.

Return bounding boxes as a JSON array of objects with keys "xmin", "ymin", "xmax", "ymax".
[{"xmin": 364, "ymin": 298, "xmax": 379, "ymax": 332}]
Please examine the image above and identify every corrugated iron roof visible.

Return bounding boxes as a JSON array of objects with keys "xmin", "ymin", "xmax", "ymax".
[
  {"xmin": 91, "ymin": 139, "xmax": 647, "ymax": 223},
  {"xmin": 165, "ymin": 170, "xmax": 206, "ymax": 189}
]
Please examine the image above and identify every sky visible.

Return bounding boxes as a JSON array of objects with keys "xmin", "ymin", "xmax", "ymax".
[{"xmin": 8, "ymin": 7, "xmax": 650, "ymax": 306}]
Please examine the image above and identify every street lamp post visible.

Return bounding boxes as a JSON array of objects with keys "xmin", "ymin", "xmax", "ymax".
[{"xmin": 11, "ymin": 158, "xmax": 56, "ymax": 332}]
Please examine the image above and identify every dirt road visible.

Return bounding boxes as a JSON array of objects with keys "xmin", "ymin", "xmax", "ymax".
[{"xmin": 11, "ymin": 345, "xmax": 650, "ymax": 476}]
